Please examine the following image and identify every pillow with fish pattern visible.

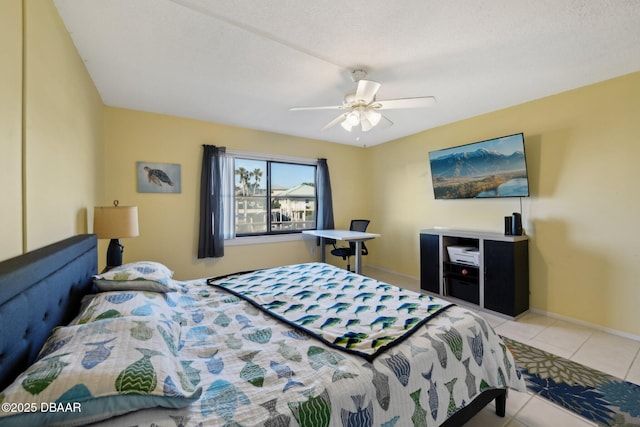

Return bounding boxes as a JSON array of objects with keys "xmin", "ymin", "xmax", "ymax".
[
  {"xmin": 0, "ymin": 316, "xmax": 200, "ymax": 427},
  {"xmin": 93, "ymin": 261, "xmax": 180, "ymax": 293},
  {"xmin": 67, "ymin": 291, "xmax": 183, "ymax": 326}
]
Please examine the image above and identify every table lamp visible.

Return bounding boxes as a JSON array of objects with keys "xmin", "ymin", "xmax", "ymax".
[{"xmin": 93, "ymin": 200, "xmax": 139, "ymax": 268}]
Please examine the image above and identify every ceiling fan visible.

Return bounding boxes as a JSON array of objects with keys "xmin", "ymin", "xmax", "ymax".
[{"xmin": 289, "ymin": 70, "xmax": 436, "ymax": 133}]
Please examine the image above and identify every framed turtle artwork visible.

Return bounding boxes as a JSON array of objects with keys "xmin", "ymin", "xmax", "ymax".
[{"xmin": 136, "ymin": 162, "xmax": 182, "ymax": 193}]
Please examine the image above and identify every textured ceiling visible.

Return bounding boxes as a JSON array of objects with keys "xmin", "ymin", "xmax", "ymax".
[{"xmin": 53, "ymin": 0, "xmax": 640, "ymax": 147}]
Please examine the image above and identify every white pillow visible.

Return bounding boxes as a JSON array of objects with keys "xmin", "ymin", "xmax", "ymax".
[{"xmin": 93, "ymin": 261, "xmax": 180, "ymax": 293}]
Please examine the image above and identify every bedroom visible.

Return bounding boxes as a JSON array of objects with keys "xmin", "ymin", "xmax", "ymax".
[{"xmin": 0, "ymin": 1, "xmax": 639, "ymax": 424}]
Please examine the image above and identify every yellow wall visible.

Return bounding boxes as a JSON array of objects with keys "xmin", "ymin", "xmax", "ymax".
[
  {"xmin": 0, "ymin": 0, "xmax": 23, "ymax": 259},
  {"xmin": 368, "ymin": 72, "xmax": 640, "ymax": 336},
  {"xmin": 0, "ymin": 0, "xmax": 104, "ymax": 257},
  {"xmin": 103, "ymin": 107, "xmax": 369, "ymax": 279},
  {"xmin": 24, "ymin": 0, "xmax": 105, "ymax": 249}
]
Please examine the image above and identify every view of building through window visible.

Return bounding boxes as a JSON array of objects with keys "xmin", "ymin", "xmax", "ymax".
[{"xmin": 234, "ymin": 158, "xmax": 316, "ymax": 235}]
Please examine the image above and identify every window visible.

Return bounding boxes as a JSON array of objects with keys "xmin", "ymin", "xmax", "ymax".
[
  {"xmin": 234, "ymin": 157, "xmax": 317, "ymax": 236},
  {"xmin": 198, "ymin": 146, "xmax": 332, "ymax": 258}
]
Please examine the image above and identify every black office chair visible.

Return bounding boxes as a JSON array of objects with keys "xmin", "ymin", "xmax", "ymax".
[{"xmin": 330, "ymin": 219, "xmax": 370, "ymax": 272}]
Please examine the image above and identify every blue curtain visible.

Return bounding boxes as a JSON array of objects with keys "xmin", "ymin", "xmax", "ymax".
[
  {"xmin": 316, "ymin": 158, "xmax": 335, "ymax": 231},
  {"xmin": 198, "ymin": 145, "xmax": 225, "ymax": 258}
]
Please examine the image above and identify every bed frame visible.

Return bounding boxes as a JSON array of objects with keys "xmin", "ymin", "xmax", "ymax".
[
  {"xmin": 0, "ymin": 234, "xmax": 97, "ymax": 391},
  {"xmin": 0, "ymin": 233, "xmax": 506, "ymax": 425}
]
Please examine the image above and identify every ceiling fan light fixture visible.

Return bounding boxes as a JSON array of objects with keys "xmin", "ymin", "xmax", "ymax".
[
  {"xmin": 345, "ymin": 111, "xmax": 360, "ymax": 126},
  {"xmin": 340, "ymin": 119, "xmax": 354, "ymax": 132},
  {"xmin": 360, "ymin": 117, "xmax": 373, "ymax": 132},
  {"xmin": 364, "ymin": 109, "xmax": 382, "ymax": 127}
]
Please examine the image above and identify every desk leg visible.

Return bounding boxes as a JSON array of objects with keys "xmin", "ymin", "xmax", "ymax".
[
  {"xmin": 354, "ymin": 241, "xmax": 362, "ymax": 274},
  {"xmin": 319, "ymin": 236, "xmax": 326, "ymax": 263}
]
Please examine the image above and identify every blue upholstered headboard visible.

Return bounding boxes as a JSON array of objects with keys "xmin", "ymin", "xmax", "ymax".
[{"xmin": 0, "ymin": 234, "xmax": 97, "ymax": 390}]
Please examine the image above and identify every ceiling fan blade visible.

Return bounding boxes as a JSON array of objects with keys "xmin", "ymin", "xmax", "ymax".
[
  {"xmin": 321, "ymin": 113, "xmax": 348, "ymax": 131},
  {"xmin": 374, "ymin": 96, "xmax": 436, "ymax": 109},
  {"xmin": 289, "ymin": 105, "xmax": 344, "ymax": 111},
  {"xmin": 355, "ymin": 79, "xmax": 381, "ymax": 104}
]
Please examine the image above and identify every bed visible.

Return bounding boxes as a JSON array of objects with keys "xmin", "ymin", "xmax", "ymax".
[{"xmin": 0, "ymin": 234, "xmax": 525, "ymax": 426}]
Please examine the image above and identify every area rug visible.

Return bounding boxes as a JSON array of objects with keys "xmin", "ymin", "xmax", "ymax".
[{"xmin": 503, "ymin": 337, "xmax": 640, "ymax": 426}]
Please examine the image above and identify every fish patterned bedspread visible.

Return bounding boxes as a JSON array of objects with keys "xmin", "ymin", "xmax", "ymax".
[
  {"xmin": 208, "ymin": 263, "xmax": 452, "ymax": 361},
  {"xmin": 89, "ymin": 263, "xmax": 526, "ymax": 426}
]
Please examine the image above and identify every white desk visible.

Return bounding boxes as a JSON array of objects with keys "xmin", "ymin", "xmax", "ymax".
[{"xmin": 302, "ymin": 229, "xmax": 380, "ymax": 274}]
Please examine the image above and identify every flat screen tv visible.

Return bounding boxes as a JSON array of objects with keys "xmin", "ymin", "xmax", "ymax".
[{"xmin": 428, "ymin": 132, "xmax": 530, "ymax": 199}]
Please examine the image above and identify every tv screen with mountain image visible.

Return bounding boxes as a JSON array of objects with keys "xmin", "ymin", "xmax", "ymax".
[{"xmin": 429, "ymin": 133, "xmax": 530, "ymax": 199}]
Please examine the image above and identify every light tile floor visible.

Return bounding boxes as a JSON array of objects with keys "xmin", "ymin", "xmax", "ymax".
[{"xmin": 362, "ymin": 266, "xmax": 640, "ymax": 427}]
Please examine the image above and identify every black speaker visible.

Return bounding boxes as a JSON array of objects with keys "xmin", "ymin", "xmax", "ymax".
[
  {"xmin": 504, "ymin": 216, "xmax": 513, "ymax": 235},
  {"xmin": 511, "ymin": 212, "xmax": 522, "ymax": 235}
]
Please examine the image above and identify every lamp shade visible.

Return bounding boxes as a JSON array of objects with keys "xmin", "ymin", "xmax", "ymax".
[{"xmin": 93, "ymin": 204, "xmax": 139, "ymax": 239}]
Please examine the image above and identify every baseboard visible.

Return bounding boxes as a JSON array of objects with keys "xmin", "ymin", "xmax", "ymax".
[
  {"xmin": 363, "ymin": 264, "xmax": 419, "ymax": 282},
  {"xmin": 529, "ymin": 308, "xmax": 640, "ymax": 343}
]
